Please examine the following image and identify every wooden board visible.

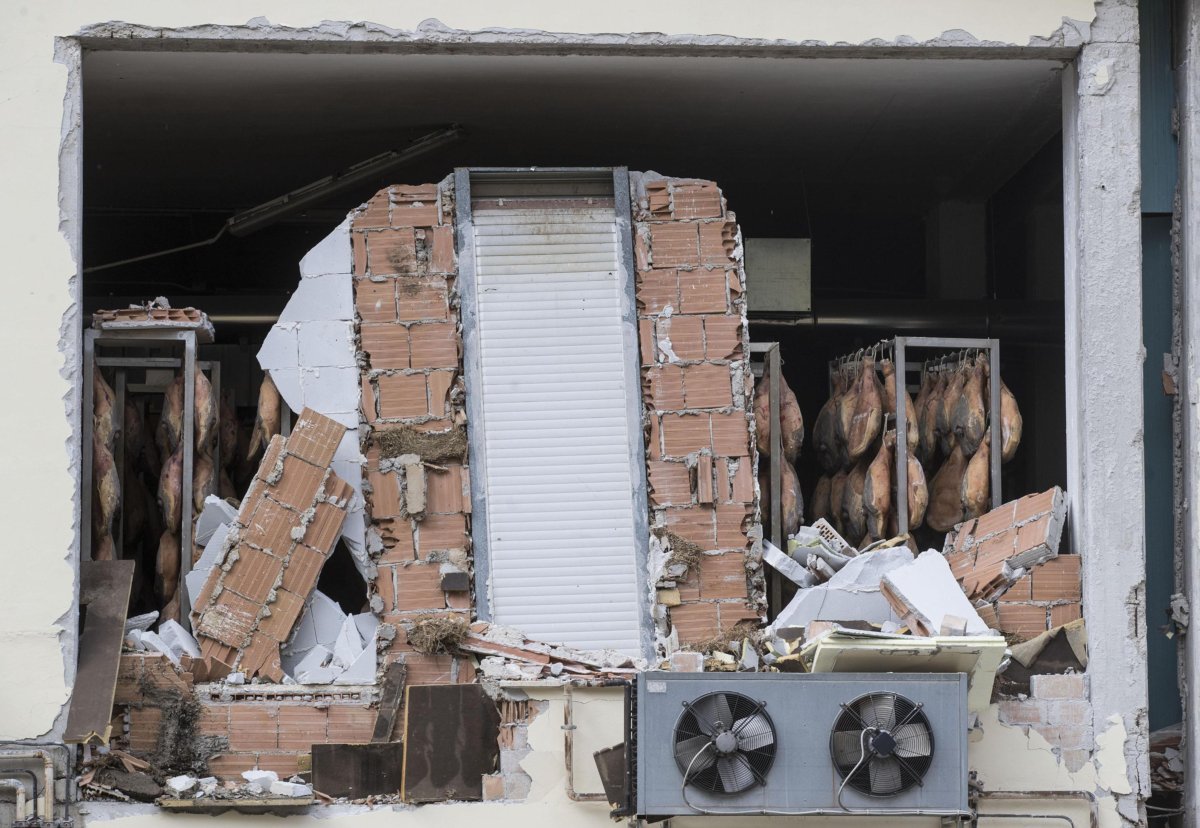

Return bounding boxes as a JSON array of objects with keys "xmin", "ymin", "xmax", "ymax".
[
  {"xmin": 65, "ymin": 559, "xmax": 136, "ymax": 743},
  {"xmin": 401, "ymin": 684, "xmax": 499, "ymax": 803},
  {"xmin": 158, "ymin": 797, "xmax": 313, "ymax": 813},
  {"xmin": 312, "ymin": 743, "xmax": 404, "ymax": 799},
  {"xmin": 371, "ymin": 662, "xmax": 406, "ymax": 742}
]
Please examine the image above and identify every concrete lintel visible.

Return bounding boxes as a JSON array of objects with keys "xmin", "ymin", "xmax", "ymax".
[
  {"xmin": 72, "ymin": 17, "xmax": 1085, "ymax": 60},
  {"xmin": 1062, "ymin": 10, "xmax": 1148, "ymax": 824}
]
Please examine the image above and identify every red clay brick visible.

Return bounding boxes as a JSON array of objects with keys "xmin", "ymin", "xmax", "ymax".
[
  {"xmin": 637, "ymin": 269, "xmax": 680, "ymax": 313},
  {"xmin": 1016, "ymin": 516, "xmax": 1052, "ymax": 555},
  {"xmin": 356, "ymin": 279, "xmax": 397, "ymax": 324},
  {"xmin": 699, "ymin": 220, "xmax": 736, "ymax": 265},
  {"xmin": 974, "ymin": 501, "xmax": 1017, "ymax": 538},
  {"xmin": 696, "ymin": 453, "xmax": 714, "ymax": 504},
  {"xmin": 397, "ymin": 276, "xmax": 449, "ymax": 322},
  {"xmin": 390, "ymin": 188, "xmax": 439, "ymax": 227},
  {"xmin": 996, "ymin": 603, "xmax": 1048, "ymax": 641},
  {"xmin": 425, "ymin": 465, "xmax": 465, "ymax": 514},
  {"xmin": 327, "ymin": 706, "xmax": 376, "ymax": 744},
  {"xmin": 679, "ymin": 270, "xmax": 729, "ymax": 314},
  {"xmin": 710, "ymin": 412, "xmax": 751, "ymax": 456},
  {"xmin": 702, "ymin": 315, "xmax": 741, "ymax": 360},
  {"xmin": 128, "ymin": 707, "xmax": 162, "ymax": 753},
  {"xmin": 670, "ymin": 602, "xmax": 720, "ymax": 644},
  {"xmin": 403, "ymin": 653, "xmax": 457, "ymax": 686},
  {"xmin": 670, "ymin": 182, "xmax": 723, "ymax": 220},
  {"xmin": 378, "ymin": 518, "xmax": 417, "ymax": 563},
  {"xmin": 675, "ymin": 569, "xmax": 701, "ymax": 602},
  {"xmin": 1014, "ymin": 488, "xmax": 1058, "ymax": 523},
  {"xmin": 355, "ymin": 192, "xmax": 391, "ymax": 229},
  {"xmin": 639, "ymin": 319, "xmax": 656, "ymax": 366},
  {"xmin": 376, "ymin": 373, "xmax": 429, "ymax": 420},
  {"xmin": 718, "ymin": 602, "xmax": 761, "ymax": 629},
  {"xmin": 1032, "ymin": 555, "xmax": 1082, "ymax": 602},
  {"xmin": 228, "ymin": 706, "xmax": 278, "ymax": 751},
  {"xmin": 715, "ymin": 503, "xmax": 751, "ymax": 549},
  {"xmin": 662, "ymin": 413, "xmax": 710, "ymax": 456},
  {"xmin": 648, "ymin": 460, "xmax": 692, "ymax": 507},
  {"xmin": 360, "ymin": 324, "xmax": 410, "ymax": 370},
  {"xmin": 728, "ymin": 460, "xmax": 753, "ymax": 503},
  {"xmin": 646, "ymin": 365, "xmax": 685, "ymax": 410},
  {"xmin": 394, "ymin": 564, "xmax": 446, "ymax": 611},
  {"xmin": 281, "ymin": 544, "xmax": 325, "ymax": 596},
  {"xmin": 647, "ymin": 411, "xmax": 663, "ymax": 459},
  {"xmin": 409, "ymin": 323, "xmax": 459, "ymax": 368},
  {"xmin": 664, "ymin": 316, "xmax": 705, "ymax": 361},
  {"xmin": 417, "ymin": 512, "xmax": 468, "ymax": 553},
  {"xmin": 206, "ymin": 753, "xmax": 257, "ymax": 782},
  {"xmin": 1050, "ymin": 602, "xmax": 1083, "ymax": 627},
  {"xmin": 427, "ymin": 370, "xmax": 455, "ymax": 416},
  {"xmin": 428, "ymin": 225, "xmax": 455, "ymax": 273},
  {"xmin": 253, "ymin": 753, "xmax": 303, "ymax": 779},
  {"xmin": 684, "ymin": 363, "xmax": 733, "ymax": 409},
  {"xmin": 369, "ymin": 470, "xmax": 403, "ymax": 518},
  {"xmin": 650, "ymin": 223, "xmax": 700, "ymax": 268},
  {"xmin": 699, "ymin": 552, "xmax": 747, "ymax": 599},
  {"xmin": 352, "ymin": 231, "xmax": 369, "ymax": 275},
  {"xmin": 198, "ymin": 704, "xmax": 231, "ymax": 737},
  {"xmin": 664, "ymin": 506, "xmax": 716, "ymax": 549},
  {"xmin": 1004, "ymin": 572, "xmax": 1033, "ymax": 601},
  {"xmin": 276, "ymin": 707, "xmax": 329, "ymax": 750},
  {"xmin": 367, "ymin": 228, "xmax": 418, "ymax": 275}
]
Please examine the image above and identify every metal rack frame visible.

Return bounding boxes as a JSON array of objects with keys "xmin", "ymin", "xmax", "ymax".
[
  {"xmin": 830, "ymin": 335, "xmax": 1002, "ymax": 535},
  {"xmin": 82, "ymin": 328, "xmax": 215, "ymax": 627},
  {"xmin": 749, "ymin": 342, "xmax": 783, "ymax": 617}
]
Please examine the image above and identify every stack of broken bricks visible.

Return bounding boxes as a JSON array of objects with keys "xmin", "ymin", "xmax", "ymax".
[
  {"xmin": 189, "ymin": 409, "xmax": 354, "ymax": 682},
  {"xmin": 458, "ymin": 623, "xmax": 641, "ymax": 682}
]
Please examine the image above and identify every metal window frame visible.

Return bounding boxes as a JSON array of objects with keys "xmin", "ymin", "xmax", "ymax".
[{"xmin": 455, "ymin": 166, "xmax": 654, "ymax": 660}]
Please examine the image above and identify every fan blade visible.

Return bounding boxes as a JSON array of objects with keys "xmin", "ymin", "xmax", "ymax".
[
  {"xmin": 693, "ymin": 694, "xmax": 734, "ymax": 735},
  {"xmin": 717, "ymin": 755, "xmax": 755, "ymax": 793},
  {"xmin": 675, "ymin": 735, "xmax": 716, "ymax": 774},
  {"xmin": 869, "ymin": 756, "xmax": 903, "ymax": 795},
  {"xmin": 859, "ymin": 695, "xmax": 896, "ymax": 731},
  {"xmin": 831, "ymin": 730, "xmax": 866, "ymax": 766},
  {"xmin": 893, "ymin": 722, "xmax": 932, "ymax": 759},
  {"xmin": 734, "ymin": 714, "xmax": 774, "ymax": 752}
]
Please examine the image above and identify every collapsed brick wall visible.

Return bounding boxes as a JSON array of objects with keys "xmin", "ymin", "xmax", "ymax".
[
  {"xmin": 629, "ymin": 175, "xmax": 762, "ymax": 646},
  {"xmin": 351, "ymin": 180, "xmax": 478, "ymax": 719}
]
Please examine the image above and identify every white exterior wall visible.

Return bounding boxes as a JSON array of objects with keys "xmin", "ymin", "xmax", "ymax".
[{"xmin": 0, "ymin": 2, "xmax": 1147, "ymax": 828}]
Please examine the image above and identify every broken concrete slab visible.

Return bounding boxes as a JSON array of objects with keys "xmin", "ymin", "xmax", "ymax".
[
  {"xmin": 881, "ymin": 549, "xmax": 990, "ymax": 637},
  {"xmin": 769, "ymin": 546, "xmax": 914, "ymax": 639},
  {"xmin": 332, "ymin": 614, "xmax": 364, "ymax": 669}
]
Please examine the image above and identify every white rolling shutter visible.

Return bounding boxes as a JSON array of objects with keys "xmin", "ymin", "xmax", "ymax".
[{"xmin": 469, "ymin": 202, "xmax": 644, "ymax": 653}]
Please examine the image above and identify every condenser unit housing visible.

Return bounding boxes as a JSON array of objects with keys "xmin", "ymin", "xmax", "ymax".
[{"xmin": 634, "ymin": 671, "xmax": 969, "ymax": 818}]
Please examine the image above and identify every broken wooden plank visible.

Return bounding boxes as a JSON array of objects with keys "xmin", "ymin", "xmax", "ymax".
[
  {"xmin": 312, "ymin": 743, "xmax": 404, "ymax": 799},
  {"xmin": 401, "ymin": 684, "xmax": 500, "ymax": 803},
  {"xmin": 370, "ymin": 662, "xmax": 406, "ymax": 743},
  {"xmin": 65, "ymin": 559, "xmax": 136, "ymax": 744}
]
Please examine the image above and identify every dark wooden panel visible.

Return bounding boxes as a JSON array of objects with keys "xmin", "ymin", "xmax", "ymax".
[
  {"xmin": 371, "ymin": 662, "xmax": 406, "ymax": 743},
  {"xmin": 401, "ymin": 684, "xmax": 500, "ymax": 803},
  {"xmin": 312, "ymin": 743, "xmax": 404, "ymax": 799},
  {"xmin": 65, "ymin": 559, "xmax": 136, "ymax": 743}
]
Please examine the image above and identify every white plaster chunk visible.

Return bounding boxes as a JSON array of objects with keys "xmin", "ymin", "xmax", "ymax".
[
  {"xmin": 135, "ymin": 631, "xmax": 181, "ymax": 667},
  {"xmin": 299, "ymin": 366, "xmax": 359, "ymax": 418},
  {"xmin": 881, "ymin": 549, "xmax": 989, "ymax": 636},
  {"xmin": 256, "ymin": 323, "xmax": 299, "ymax": 371},
  {"xmin": 269, "ymin": 780, "xmax": 313, "ymax": 798},
  {"xmin": 331, "ymin": 614, "xmax": 364, "ymax": 669},
  {"xmin": 124, "ymin": 611, "xmax": 158, "ymax": 634},
  {"xmin": 769, "ymin": 546, "xmax": 914, "ymax": 638},
  {"xmin": 297, "ymin": 320, "xmax": 356, "ymax": 368},
  {"xmin": 166, "ymin": 775, "xmax": 197, "ymax": 794},
  {"xmin": 298, "ymin": 217, "xmax": 352, "ymax": 278},
  {"xmin": 157, "ymin": 619, "xmax": 202, "ymax": 660},
  {"xmin": 308, "ymin": 590, "xmax": 347, "ymax": 649},
  {"xmin": 352, "ymin": 612, "xmax": 378, "ymax": 644},
  {"xmin": 241, "ymin": 770, "xmax": 278, "ymax": 787},
  {"xmin": 762, "ymin": 540, "xmax": 817, "ymax": 588},
  {"xmin": 195, "ymin": 495, "xmax": 237, "ymax": 546},
  {"xmin": 333, "ymin": 634, "xmax": 377, "ymax": 684},
  {"xmin": 186, "ymin": 522, "xmax": 230, "ymax": 610}
]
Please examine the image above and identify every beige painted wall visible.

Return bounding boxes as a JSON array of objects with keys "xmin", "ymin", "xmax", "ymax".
[{"xmin": 0, "ymin": 2, "xmax": 1111, "ymax": 827}]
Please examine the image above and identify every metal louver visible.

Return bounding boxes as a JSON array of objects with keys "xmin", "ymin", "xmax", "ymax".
[
  {"xmin": 830, "ymin": 691, "xmax": 934, "ymax": 797},
  {"xmin": 673, "ymin": 691, "xmax": 777, "ymax": 795}
]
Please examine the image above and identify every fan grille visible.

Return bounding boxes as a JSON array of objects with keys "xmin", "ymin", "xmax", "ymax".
[
  {"xmin": 830, "ymin": 691, "xmax": 934, "ymax": 797},
  {"xmin": 673, "ymin": 691, "xmax": 777, "ymax": 795}
]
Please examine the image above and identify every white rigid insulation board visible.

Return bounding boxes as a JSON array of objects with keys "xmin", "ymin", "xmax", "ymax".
[{"xmin": 471, "ymin": 205, "xmax": 643, "ymax": 654}]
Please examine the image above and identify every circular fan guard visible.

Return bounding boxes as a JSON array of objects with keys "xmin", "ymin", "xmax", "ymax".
[
  {"xmin": 829, "ymin": 691, "xmax": 934, "ymax": 797},
  {"xmin": 673, "ymin": 691, "xmax": 777, "ymax": 795}
]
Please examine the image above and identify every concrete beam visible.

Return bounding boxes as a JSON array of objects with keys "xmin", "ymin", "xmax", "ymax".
[{"xmin": 1061, "ymin": 1, "xmax": 1148, "ymax": 822}]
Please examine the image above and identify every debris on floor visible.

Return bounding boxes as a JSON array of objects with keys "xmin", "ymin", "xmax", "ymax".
[
  {"xmin": 1149, "ymin": 723, "xmax": 1183, "ymax": 794},
  {"xmin": 460, "ymin": 623, "xmax": 642, "ymax": 681}
]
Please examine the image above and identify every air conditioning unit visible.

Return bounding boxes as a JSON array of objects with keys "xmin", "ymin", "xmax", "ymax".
[{"xmin": 633, "ymin": 671, "xmax": 969, "ymax": 818}]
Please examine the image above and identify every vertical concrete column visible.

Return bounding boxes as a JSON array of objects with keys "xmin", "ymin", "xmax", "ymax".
[
  {"xmin": 1178, "ymin": 0, "xmax": 1200, "ymax": 822},
  {"xmin": 1062, "ymin": 1, "xmax": 1147, "ymax": 823}
]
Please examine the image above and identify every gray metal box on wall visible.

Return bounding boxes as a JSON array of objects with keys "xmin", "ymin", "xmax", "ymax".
[
  {"xmin": 635, "ymin": 671, "xmax": 968, "ymax": 818},
  {"xmin": 744, "ymin": 237, "xmax": 811, "ymax": 314}
]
